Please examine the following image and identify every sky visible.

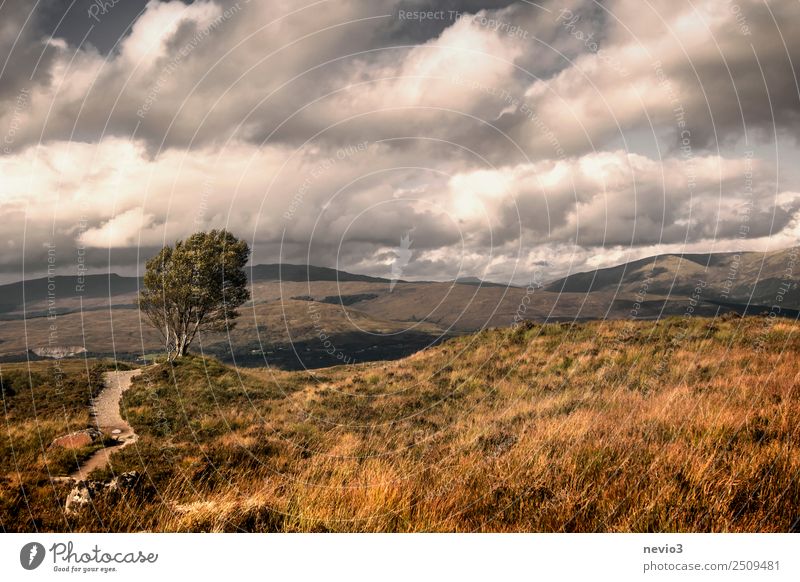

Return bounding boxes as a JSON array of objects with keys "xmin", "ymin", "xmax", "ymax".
[{"xmin": 1, "ymin": 0, "xmax": 799, "ymax": 285}]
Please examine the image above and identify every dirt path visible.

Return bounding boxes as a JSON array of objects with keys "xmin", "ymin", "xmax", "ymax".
[{"xmin": 70, "ymin": 369, "xmax": 141, "ymax": 480}]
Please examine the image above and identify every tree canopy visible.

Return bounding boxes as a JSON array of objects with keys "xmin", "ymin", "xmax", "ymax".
[{"xmin": 138, "ymin": 230, "xmax": 250, "ymax": 359}]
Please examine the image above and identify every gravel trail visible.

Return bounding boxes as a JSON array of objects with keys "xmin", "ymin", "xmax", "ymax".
[{"xmin": 69, "ymin": 369, "xmax": 140, "ymax": 480}]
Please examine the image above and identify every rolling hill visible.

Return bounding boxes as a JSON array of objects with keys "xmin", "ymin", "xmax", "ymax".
[
  {"xmin": 545, "ymin": 247, "xmax": 800, "ymax": 306},
  {"xmin": 4, "ymin": 315, "xmax": 799, "ymax": 531}
]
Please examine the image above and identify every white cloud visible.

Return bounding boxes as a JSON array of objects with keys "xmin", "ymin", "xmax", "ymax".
[
  {"xmin": 1, "ymin": 0, "xmax": 800, "ymax": 283},
  {"xmin": 80, "ymin": 207, "xmax": 157, "ymax": 248}
]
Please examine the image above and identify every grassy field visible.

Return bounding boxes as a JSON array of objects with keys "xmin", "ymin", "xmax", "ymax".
[{"xmin": 1, "ymin": 315, "xmax": 799, "ymax": 532}]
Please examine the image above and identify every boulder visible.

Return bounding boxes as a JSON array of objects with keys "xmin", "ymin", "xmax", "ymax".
[
  {"xmin": 50, "ymin": 428, "xmax": 102, "ymax": 450},
  {"xmin": 31, "ymin": 346, "xmax": 88, "ymax": 359},
  {"xmin": 64, "ymin": 471, "xmax": 141, "ymax": 514},
  {"xmin": 64, "ymin": 480, "xmax": 105, "ymax": 514}
]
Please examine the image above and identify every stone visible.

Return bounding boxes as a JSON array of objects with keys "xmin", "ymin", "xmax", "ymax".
[
  {"xmin": 64, "ymin": 480, "xmax": 105, "ymax": 514},
  {"xmin": 64, "ymin": 472, "xmax": 141, "ymax": 514},
  {"xmin": 31, "ymin": 346, "xmax": 87, "ymax": 359},
  {"xmin": 50, "ymin": 428, "xmax": 101, "ymax": 450}
]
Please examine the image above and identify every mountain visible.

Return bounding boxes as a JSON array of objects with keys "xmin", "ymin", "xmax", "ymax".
[
  {"xmin": 0, "ymin": 274, "xmax": 141, "ymax": 314},
  {"xmin": 449, "ymin": 276, "xmax": 508, "ymax": 287},
  {"xmin": 249, "ymin": 264, "xmax": 391, "ymax": 283},
  {"xmin": 0, "ymin": 265, "xmax": 390, "ymax": 317},
  {"xmin": 544, "ymin": 247, "xmax": 800, "ymax": 307}
]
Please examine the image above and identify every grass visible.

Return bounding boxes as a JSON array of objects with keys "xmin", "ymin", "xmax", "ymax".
[{"xmin": 1, "ymin": 315, "xmax": 799, "ymax": 532}]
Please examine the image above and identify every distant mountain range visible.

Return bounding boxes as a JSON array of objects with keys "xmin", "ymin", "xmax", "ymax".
[
  {"xmin": 248, "ymin": 263, "xmax": 391, "ymax": 284},
  {"xmin": 0, "ymin": 264, "xmax": 392, "ymax": 314},
  {"xmin": 1, "ymin": 248, "xmax": 797, "ymax": 366},
  {"xmin": 0, "ymin": 273, "xmax": 140, "ymax": 314},
  {"xmin": 545, "ymin": 247, "xmax": 800, "ymax": 306},
  {"xmin": 448, "ymin": 276, "xmax": 508, "ymax": 287}
]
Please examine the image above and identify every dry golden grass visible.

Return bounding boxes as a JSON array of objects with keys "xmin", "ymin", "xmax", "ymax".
[{"xmin": 2, "ymin": 315, "xmax": 800, "ymax": 532}]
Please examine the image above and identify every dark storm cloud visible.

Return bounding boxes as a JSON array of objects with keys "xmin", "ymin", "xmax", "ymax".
[
  {"xmin": 526, "ymin": 0, "xmax": 800, "ymax": 158},
  {"xmin": 0, "ymin": 0, "xmax": 58, "ymax": 101},
  {"xmin": 38, "ymin": 0, "xmax": 151, "ymax": 54},
  {"xmin": 5, "ymin": 0, "xmax": 800, "ymax": 157},
  {"xmin": 383, "ymin": 0, "xmax": 518, "ymax": 43},
  {"xmin": 661, "ymin": 0, "xmax": 800, "ymax": 149}
]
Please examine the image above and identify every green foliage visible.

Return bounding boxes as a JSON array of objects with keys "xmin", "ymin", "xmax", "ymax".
[{"xmin": 138, "ymin": 229, "xmax": 250, "ymax": 359}]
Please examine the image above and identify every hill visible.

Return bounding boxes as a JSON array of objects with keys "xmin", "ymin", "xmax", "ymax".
[
  {"xmin": 0, "ymin": 273, "xmax": 141, "ymax": 315},
  {"xmin": 3, "ymin": 315, "xmax": 799, "ymax": 532},
  {"xmin": 0, "ymin": 264, "xmax": 389, "ymax": 317},
  {"xmin": 545, "ymin": 247, "xmax": 800, "ymax": 306},
  {"xmin": 249, "ymin": 263, "xmax": 391, "ymax": 283}
]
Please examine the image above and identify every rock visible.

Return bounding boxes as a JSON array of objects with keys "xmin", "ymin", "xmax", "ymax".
[
  {"xmin": 65, "ymin": 480, "xmax": 105, "ymax": 514},
  {"xmin": 30, "ymin": 346, "xmax": 88, "ymax": 359},
  {"xmin": 50, "ymin": 428, "xmax": 102, "ymax": 450},
  {"xmin": 64, "ymin": 472, "xmax": 141, "ymax": 514}
]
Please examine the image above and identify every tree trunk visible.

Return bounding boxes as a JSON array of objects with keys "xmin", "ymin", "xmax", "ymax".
[{"xmin": 177, "ymin": 333, "xmax": 190, "ymax": 357}]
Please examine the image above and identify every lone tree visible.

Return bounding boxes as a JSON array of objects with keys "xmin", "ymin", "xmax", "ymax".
[{"xmin": 139, "ymin": 230, "xmax": 250, "ymax": 360}]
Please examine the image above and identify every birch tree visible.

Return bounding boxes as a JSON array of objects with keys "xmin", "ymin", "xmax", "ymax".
[{"xmin": 138, "ymin": 230, "xmax": 250, "ymax": 360}]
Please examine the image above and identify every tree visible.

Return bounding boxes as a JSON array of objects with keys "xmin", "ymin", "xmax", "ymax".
[{"xmin": 138, "ymin": 230, "xmax": 250, "ymax": 360}]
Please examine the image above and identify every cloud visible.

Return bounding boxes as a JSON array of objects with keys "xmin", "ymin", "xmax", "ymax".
[
  {"xmin": 0, "ymin": 0, "xmax": 559, "ymax": 158},
  {"xmin": 2, "ymin": 0, "xmax": 800, "ymax": 284},
  {"xmin": 0, "ymin": 1, "xmax": 57, "ymax": 102},
  {"xmin": 439, "ymin": 150, "xmax": 800, "ymax": 247},
  {"xmin": 2, "ymin": 132, "xmax": 797, "ymax": 285},
  {"xmin": 80, "ymin": 207, "xmax": 157, "ymax": 248},
  {"xmin": 515, "ymin": 0, "xmax": 800, "ymax": 156}
]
